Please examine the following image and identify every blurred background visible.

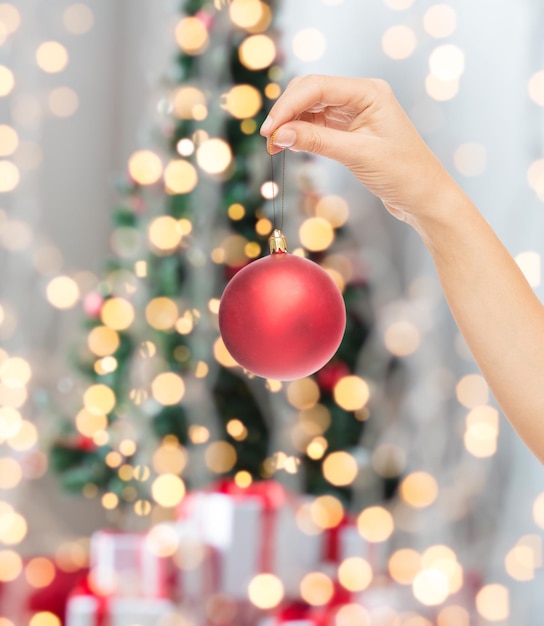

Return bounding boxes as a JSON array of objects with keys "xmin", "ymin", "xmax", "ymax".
[{"xmin": 0, "ymin": 0, "xmax": 544, "ymax": 624}]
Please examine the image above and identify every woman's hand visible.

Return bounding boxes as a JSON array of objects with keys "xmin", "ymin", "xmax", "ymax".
[{"xmin": 260, "ymin": 74, "xmax": 458, "ymax": 225}]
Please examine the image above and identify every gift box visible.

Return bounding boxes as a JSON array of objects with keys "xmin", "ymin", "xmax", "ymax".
[
  {"xmin": 176, "ymin": 480, "xmax": 323, "ymax": 602},
  {"xmin": 89, "ymin": 530, "xmax": 168, "ymax": 598},
  {"xmin": 65, "ymin": 591, "xmax": 178, "ymax": 626}
]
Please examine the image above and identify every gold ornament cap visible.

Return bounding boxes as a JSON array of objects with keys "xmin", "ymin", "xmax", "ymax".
[{"xmin": 269, "ymin": 229, "xmax": 288, "ymax": 254}]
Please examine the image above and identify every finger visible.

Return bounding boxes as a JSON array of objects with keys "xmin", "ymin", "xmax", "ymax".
[
  {"xmin": 260, "ymin": 75, "xmax": 380, "ymax": 136},
  {"xmin": 270, "ymin": 119, "xmax": 362, "ymax": 165}
]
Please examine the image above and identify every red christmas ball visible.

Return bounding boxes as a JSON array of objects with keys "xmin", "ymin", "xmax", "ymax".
[{"xmin": 219, "ymin": 248, "xmax": 346, "ymax": 380}]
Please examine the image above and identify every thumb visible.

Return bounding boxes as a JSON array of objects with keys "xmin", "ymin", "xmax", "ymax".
[{"xmin": 270, "ymin": 121, "xmax": 356, "ymax": 164}]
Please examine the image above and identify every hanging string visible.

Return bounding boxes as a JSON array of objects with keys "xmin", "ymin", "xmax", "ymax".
[{"xmin": 269, "ymin": 131, "xmax": 286, "ymax": 232}]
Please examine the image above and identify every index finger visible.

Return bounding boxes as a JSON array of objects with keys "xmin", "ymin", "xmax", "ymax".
[{"xmin": 260, "ymin": 74, "xmax": 378, "ymax": 136}]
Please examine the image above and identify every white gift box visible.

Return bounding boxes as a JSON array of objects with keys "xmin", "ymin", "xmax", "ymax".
[
  {"xmin": 89, "ymin": 531, "xmax": 167, "ymax": 598},
  {"xmin": 65, "ymin": 595, "xmax": 178, "ymax": 626},
  {"xmin": 176, "ymin": 483, "xmax": 324, "ymax": 601}
]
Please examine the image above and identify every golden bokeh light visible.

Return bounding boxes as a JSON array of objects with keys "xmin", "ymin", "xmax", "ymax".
[
  {"xmin": 63, "ymin": 3, "xmax": 94, "ymax": 34},
  {"xmin": 83, "ymin": 384, "xmax": 116, "ymax": 415},
  {"xmin": 464, "ymin": 405, "xmax": 499, "ymax": 458},
  {"xmin": 151, "ymin": 474, "xmax": 186, "ymax": 508},
  {"xmin": 384, "ymin": 320, "xmax": 420, "ymax": 356},
  {"xmin": 292, "ymin": 28, "xmax": 327, "ymax": 63},
  {"xmin": 128, "ymin": 150, "xmax": 163, "ymax": 185},
  {"xmin": 425, "ymin": 74, "xmax": 459, "ymax": 101},
  {"xmin": 0, "ymin": 458, "xmax": 22, "ymax": 489},
  {"xmin": 287, "ymin": 378, "xmax": 320, "ymax": 410},
  {"xmin": 338, "ymin": 557, "xmax": 373, "ymax": 592},
  {"xmin": 228, "ymin": 203, "xmax": 245, "ymax": 220},
  {"xmin": 148, "ymin": 215, "xmax": 183, "ymax": 253},
  {"xmin": 505, "ymin": 544, "xmax": 535, "ymax": 581},
  {"xmin": 0, "ymin": 160, "xmax": 19, "ymax": 192},
  {"xmin": 264, "ymin": 82, "xmax": 281, "ymax": 99},
  {"xmin": 532, "ymin": 492, "xmax": 544, "ymax": 528},
  {"xmin": 0, "ymin": 356, "xmax": 31, "ymax": 388},
  {"xmin": 29, "ymin": 612, "xmax": 61, "ymax": 626},
  {"xmin": 0, "ymin": 549, "xmax": 22, "ymax": 581},
  {"xmin": 8, "ymin": 421, "xmax": 38, "ymax": 451},
  {"xmin": 384, "ymin": 0, "xmax": 415, "ymax": 8},
  {"xmin": 310, "ymin": 494, "xmax": 344, "ymax": 529},
  {"xmin": 164, "ymin": 159, "xmax": 198, "ymax": 194},
  {"xmin": 400, "ymin": 471, "xmax": 439, "ymax": 508},
  {"xmin": 322, "ymin": 451, "xmax": 358, "ymax": 487},
  {"xmin": 235, "ymin": 470, "xmax": 252, "ymax": 488},
  {"xmin": 357, "ymin": 506, "xmax": 394, "ymax": 543},
  {"xmin": 437, "ymin": 605, "xmax": 470, "ymax": 626},
  {"xmin": 100, "ymin": 297, "xmax": 135, "ymax": 331},
  {"xmin": 25, "ymin": 557, "xmax": 56, "ymax": 588},
  {"xmin": 213, "ymin": 336, "xmax": 238, "ymax": 368},
  {"xmin": 382, "ymin": 25, "xmax": 417, "ymax": 60},
  {"xmin": 333, "ymin": 375, "xmax": 370, "ymax": 411},
  {"xmin": 75, "ymin": 408, "xmax": 107, "ymax": 438},
  {"xmin": 239, "ymin": 34, "xmax": 276, "ymax": 70},
  {"xmin": 454, "ymin": 142, "xmax": 487, "ymax": 177},
  {"xmin": 196, "ymin": 138, "xmax": 232, "ymax": 175},
  {"xmin": 455, "ymin": 374, "xmax": 489, "ymax": 408},
  {"xmin": 315, "ymin": 195, "xmax": 349, "ymax": 228},
  {"xmin": 48, "ymin": 86, "xmax": 79, "ymax": 117},
  {"xmin": 229, "ymin": 0, "xmax": 264, "ymax": 29},
  {"xmin": 146, "ymin": 297, "xmax": 179, "ymax": 330},
  {"xmin": 300, "ymin": 572, "xmax": 334, "ymax": 606},
  {"xmin": 0, "ymin": 126, "xmax": 18, "ymax": 156},
  {"xmin": 388, "ymin": 548, "xmax": 421, "ymax": 585},
  {"xmin": 248, "ymin": 573, "xmax": 284, "ymax": 609},
  {"xmin": 412, "ymin": 568, "xmax": 449, "ymax": 606},
  {"xmin": 255, "ymin": 217, "xmax": 273, "ymax": 236},
  {"xmin": 529, "ymin": 70, "xmax": 544, "ymax": 106},
  {"xmin": 151, "ymin": 372, "xmax": 185, "ymax": 405},
  {"xmin": 36, "ymin": 41, "xmax": 68, "ymax": 73},
  {"xmin": 173, "ymin": 87, "xmax": 207, "ymax": 120},
  {"xmin": 299, "ymin": 217, "xmax": 334, "ymax": 252},
  {"xmin": 205, "ymin": 441, "xmax": 237, "ymax": 473},
  {"xmin": 175, "ymin": 17, "xmax": 209, "ymax": 55},
  {"xmin": 0, "ymin": 65, "xmax": 14, "ymax": 97},
  {"xmin": 223, "ymin": 84, "xmax": 262, "ymax": 119},
  {"xmin": 476, "ymin": 584, "xmax": 509, "ymax": 621},
  {"xmin": 527, "ymin": 158, "xmax": 544, "ymax": 199},
  {"xmin": 429, "ymin": 44, "xmax": 465, "ymax": 81},
  {"xmin": 87, "ymin": 326, "xmax": 120, "ymax": 357},
  {"xmin": 0, "ymin": 3, "xmax": 20, "ymax": 34},
  {"xmin": 306, "ymin": 436, "xmax": 328, "ymax": 460},
  {"xmin": 335, "ymin": 604, "xmax": 371, "ymax": 626},
  {"xmin": 0, "ymin": 407, "xmax": 22, "ymax": 439},
  {"xmin": 0, "ymin": 511, "xmax": 27, "ymax": 545},
  {"xmin": 101, "ymin": 492, "xmax": 119, "ymax": 510},
  {"xmin": 423, "ymin": 4, "xmax": 457, "ymax": 38},
  {"xmin": 146, "ymin": 523, "xmax": 179, "ymax": 558},
  {"xmin": 226, "ymin": 418, "xmax": 248, "ymax": 441}
]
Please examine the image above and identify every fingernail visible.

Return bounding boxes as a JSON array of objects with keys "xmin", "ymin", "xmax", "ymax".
[
  {"xmin": 260, "ymin": 116, "xmax": 273, "ymax": 134},
  {"xmin": 274, "ymin": 128, "xmax": 296, "ymax": 148}
]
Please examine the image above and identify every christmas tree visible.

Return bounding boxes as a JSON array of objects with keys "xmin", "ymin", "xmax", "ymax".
[{"xmin": 50, "ymin": 0, "xmax": 399, "ymax": 519}]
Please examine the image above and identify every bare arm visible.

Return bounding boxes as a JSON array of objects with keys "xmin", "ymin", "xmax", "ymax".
[{"xmin": 261, "ymin": 74, "xmax": 544, "ymax": 462}]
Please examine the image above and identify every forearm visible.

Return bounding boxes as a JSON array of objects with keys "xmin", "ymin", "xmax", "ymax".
[{"xmin": 412, "ymin": 183, "xmax": 544, "ymax": 461}]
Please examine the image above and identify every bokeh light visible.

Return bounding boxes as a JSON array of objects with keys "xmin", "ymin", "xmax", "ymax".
[
  {"xmin": 382, "ymin": 25, "xmax": 417, "ymax": 60},
  {"xmin": 0, "ymin": 125, "xmax": 18, "ymax": 156},
  {"xmin": 476, "ymin": 584, "xmax": 510, "ymax": 621},
  {"xmin": 63, "ymin": 3, "xmax": 94, "ymax": 34},
  {"xmin": 46, "ymin": 276, "xmax": 80, "ymax": 310},
  {"xmin": 151, "ymin": 474, "xmax": 186, "ymax": 508},
  {"xmin": 300, "ymin": 571, "xmax": 334, "ymax": 606},
  {"xmin": 83, "ymin": 384, "xmax": 116, "ymax": 415},
  {"xmin": 196, "ymin": 138, "xmax": 233, "ymax": 174},
  {"xmin": 299, "ymin": 217, "xmax": 335, "ymax": 251},
  {"xmin": 128, "ymin": 150, "xmax": 163, "ymax": 185},
  {"xmin": 400, "ymin": 471, "xmax": 439, "ymax": 508},
  {"xmin": 333, "ymin": 376, "xmax": 370, "ymax": 411},
  {"xmin": 384, "ymin": 320, "xmax": 420, "ymax": 356},
  {"xmin": 322, "ymin": 451, "xmax": 358, "ymax": 486},
  {"xmin": 100, "ymin": 297, "xmax": 135, "ymax": 331},
  {"xmin": 423, "ymin": 4, "xmax": 457, "ymax": 38},
  {"xmin": 248, "ymin": 573, "xmax": 284, "ymax": 609},
  {"xmin": 239, "ymin": 34, "xmax": 276, "ymax": 70},
  {"xmin": 429, "ymin": 44, "xmax": 465, "ymax": 81},
  {"xmin": 412, "ymin": 568, "xmax": 449, "ymax": 606},
  {"xmin": 0, "ymin": 160, "xmax": 19, "ymax": 192},
  {"xmin": 453, "ymin": 142, "xmax": 487, "ymax": 177},
  {"xmin": 0, "ymin": 3, "xmax": 20, "ymax": 34},
  {"xmin": 437, "ymin": 606, "xmax": 470, "ymax": 626},
  {"xmin": 36, "ymin": 41, "xmax": 69, "ymax": 73},
  {"xmin": 357, "ymin": 506, "xmax": 394, "ymax": 542},
  {"xmin": 338, "ymin": 557, "xmax": 373, "ymax": 592},
  {"xmin": 146, "ymin": 298, "xmax": 179, "ymax": 330},
  {"xmin": 205, "ymin": 441, "xmax": 237, "ymax": 473},
  {"xmin": 516, "ymin": 251, "xmax": 541, "ymax": 288},
  {"xmin": 164, "ymin": 159, "xmax": 198, "ymax": 194},
  {"xmin": 292, "ymin": 28, "xmax": 327, "ymax": 63},
  {"xmin": 151, "ymin": 372, "xmax": 185, "ymax": 405},
  {"xmin": 223, "ymin": 84, "xmax": 262, "ymax": 119},
  {"xmin": 388, "ymin": 548, "xmax": 422, "ymax": 585},
  {"xmin": 529, "ymin": 70, "xmax": 544, "ymax": 106},
  {"xmin": 0, "ymin": 65, "xmax": 14, "ymax": 97},
  {"xmin": 175, "ymin": 17, "xmax": 209, "ymax": 55},
  {"xmin": 455, "ymin": 374, "xmax": 488, "ymax": 408},
  {"xmin": 25, "ymin": 557, "xmax": 56, "ymax": 588},
  {"xmin": 48, "ymin": 87, "xmax": 79, "ymax": 117}
]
